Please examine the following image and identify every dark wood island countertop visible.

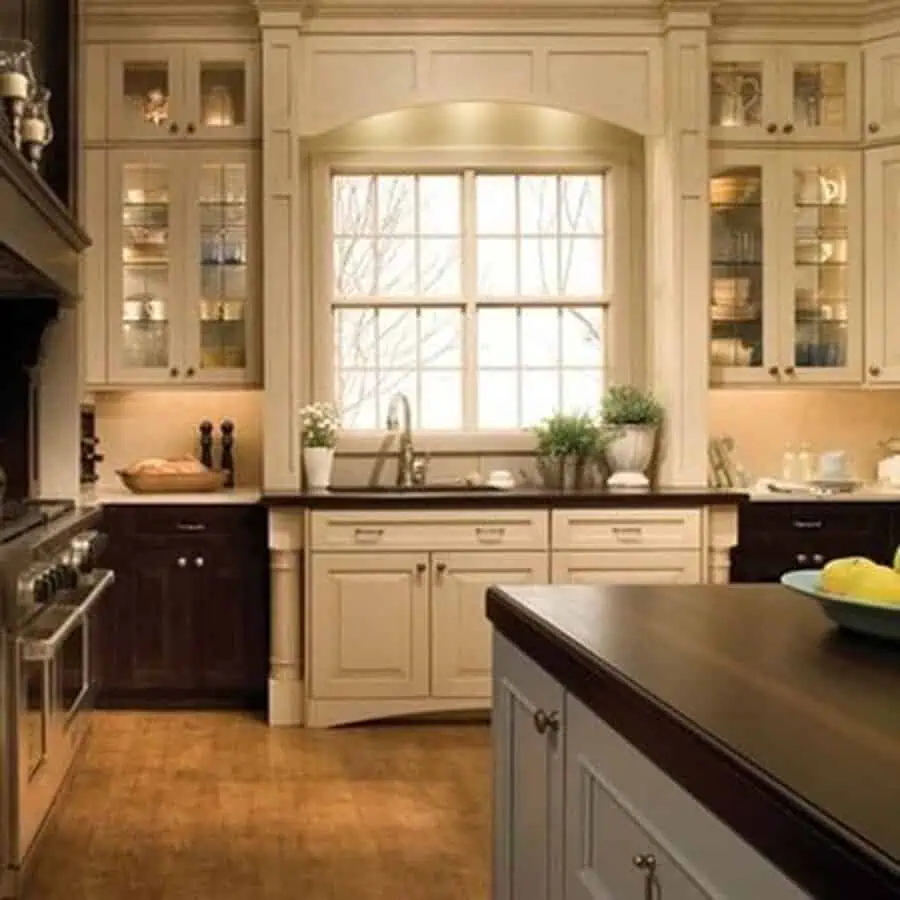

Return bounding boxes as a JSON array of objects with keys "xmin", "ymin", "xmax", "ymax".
[{"xmin": 486, "ymin": 582, "xmax": 900, "ymax": 900}]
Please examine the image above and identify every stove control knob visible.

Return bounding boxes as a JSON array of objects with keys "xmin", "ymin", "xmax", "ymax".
[{"xmin": 33, "ymin": 570, "xmax": 53, "ymax": 605}]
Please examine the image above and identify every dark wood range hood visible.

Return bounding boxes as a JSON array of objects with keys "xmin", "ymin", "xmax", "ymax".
[{"xmin": 0, "ymin": 127, "xmax": 89, "ymax": 368}]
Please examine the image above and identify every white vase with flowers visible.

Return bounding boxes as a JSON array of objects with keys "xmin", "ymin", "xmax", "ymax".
[{"xmin": 300, "ymin": 401, "xmax": 341, "ymax": 489}]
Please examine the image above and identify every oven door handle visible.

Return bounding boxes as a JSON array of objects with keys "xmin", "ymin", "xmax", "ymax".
[{"xmin": 21, "ymin": 569, "xmax": 115, "ymax": 662}]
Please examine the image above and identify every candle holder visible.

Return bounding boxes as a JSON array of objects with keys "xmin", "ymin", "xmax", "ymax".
[
  {"xmin": 21, "ymin": 87, "xmax": 52, "ymax": 171},
  {"xmin": 0, "ymin": 40, "xmax": 36, "ymax": 148}
]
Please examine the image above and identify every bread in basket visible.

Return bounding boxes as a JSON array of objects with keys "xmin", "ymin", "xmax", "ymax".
[{"xmin": 117, "ymin": 455, "xmax": 227, "ymax": 493}]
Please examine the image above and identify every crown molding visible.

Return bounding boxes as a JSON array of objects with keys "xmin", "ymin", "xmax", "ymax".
[
  {"xmin": 711, "ymin": 0, "xmax": 865, "ymax": 28},
  {"xmin": 84, "ymin": 0, "xmax": 258, "ymax": 28}
]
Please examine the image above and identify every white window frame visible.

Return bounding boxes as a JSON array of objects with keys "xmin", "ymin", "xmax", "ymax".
[{"xmin": 310, "ymin": 147, "xmax": 643, "ymax": 453}]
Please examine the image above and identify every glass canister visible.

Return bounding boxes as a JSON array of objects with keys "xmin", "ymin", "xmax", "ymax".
[
  {"xmin": 21, "ymin": 87, "xmax": 52, "ymax": 170},
  {"xmin": 0, "ymin": 39, "xmax": 36, "ymax": 145}
]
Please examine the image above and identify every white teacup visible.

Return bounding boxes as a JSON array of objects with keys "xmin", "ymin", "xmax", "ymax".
[{"xmin": 818, "ymin": 450, "xmax": 848, "ymax": 481}]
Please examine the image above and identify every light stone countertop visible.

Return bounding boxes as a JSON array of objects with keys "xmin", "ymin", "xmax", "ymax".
[
  {"xmin": 81, "ymin": 485, "xmax": 263, "ymax": 505},
  {"xmin": 748, "ymin": 479, "xmax": 900, "ymax": 502}
]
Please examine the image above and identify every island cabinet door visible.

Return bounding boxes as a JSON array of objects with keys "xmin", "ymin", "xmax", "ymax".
[
  {"xmin": 492, "ymin": 634, "xmax": 565, "ymax": 900},
  {"xmin": 565, "ymin": 695, "xmax": 808, "ymax": 900},
  {"xmin": 431, "ymin": 552, "xmax": 548, "ymax": 699},
  {"xmin": 309, "ymin": 552, "xmax": 430, "ymax": 700}
]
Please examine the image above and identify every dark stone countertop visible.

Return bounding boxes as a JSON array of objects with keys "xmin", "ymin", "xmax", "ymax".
[
  {"xmin": 486, "ymin": 582, "xmax": 900, "ymax": 900},
  {"xmin": 262, "ymin": 486, "xmax": 747, "ymax": 509}
]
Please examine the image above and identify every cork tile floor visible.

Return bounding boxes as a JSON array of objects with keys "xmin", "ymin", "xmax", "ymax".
[{"xmin": 24, "ymin": 711, "xmax": 491, "ymax": 900}]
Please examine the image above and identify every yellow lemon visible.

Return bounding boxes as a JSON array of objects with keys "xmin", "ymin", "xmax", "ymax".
[{"xmin": 819, "ymin": 556, "xmax": 876, "ymax": 596}]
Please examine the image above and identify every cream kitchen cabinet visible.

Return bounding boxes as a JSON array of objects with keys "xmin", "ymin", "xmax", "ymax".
[
  {"xmin": 709, "ymin": 148, "xmax": 862, "ymax": 387},
  {"xmin": 709, "ymin": 45, "xmax": 860, "ymax": 144},
  {"xmin": 864, "ymin": 145, "xmax": 900, "ymax": 384},
  {"xmin": 102, "ymin": 43, "xmax": 259, "ymax": 144},
  {"xmin": 431, "ymin": 551, "xmax": 548, "ymax": 698},
  {"xmin": 83, "ymin": 146, "xmax": 260, "ymax": 388},
  {"xmin": 863, "ymin": 37, "xmax": 900, "ymax": 143},
  {"xmin": 552, "ymin": 551, "xmax": 701, "ymax": 585},
  {"xmin": 309, "ymin": 552, "xmax": 431, "ymax": 700}
]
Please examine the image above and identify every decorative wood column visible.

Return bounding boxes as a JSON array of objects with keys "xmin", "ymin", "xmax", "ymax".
[
  {"xmin": 645, "ymin": 3, "xmax": 712, "ymax": 486},
  {"xmin": 267, "ymin": 510, "xmax": 305, "ymax": 725}
]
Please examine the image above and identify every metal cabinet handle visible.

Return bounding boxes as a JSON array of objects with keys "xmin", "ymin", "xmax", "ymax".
[
  {"xmin": 870, "ymin": 364, "xmax": 882, "ymax": 377},
  {"xmin": 186, "ymin": 122, "xmax": 196, "ymax": 134},
  {"xmin": 533, "ymin": 709, "xmax": 560, "ymax": 735},
  {"xmin": 475, "ymin": 526, "xmax": 505, "ymax": 543},
  {"xmin": 766, "ymin": 122, "xmax": 778, "ymax": 134},
  {"xmin": 176, "ymin": 522, "xmax": 206, "ymax": 533},
  {"xmin": 869, "ymin": 122, "xmax": 881, "ymax": 134},
  {"xmin": 768, "ymin": 365, "xmax": 779, "ymax": 376},
  {"xmin": 783, "ymin": 123, "xmax": 795, "ymax": 134},
  {"xmin": 435, "ymin": 561, "xmax": 447, "ymax": 575},
  {"xmin": 169, "ymin": 367, "xmax": 179, "ymax": 377},
  {"xmin": 796, "ymin": 553, "xmax": 808, "ymax": 564},
  {"xmin": 415, "ymin": 562, "xmax": 426, "ymax": 575},
  {"xmin": 813, "ymin": 553, "xmax": 824, "ymax": 564},
  {"xmin": 177, "ymin": 557, "xmax": 187, "ymax": 568},
  {"xmin": 633, "ymin": 853, "xmax": 658, "ymax": 900},
  {"xmin": 353, "ymin": 527, "xmax": 384, "ymax": 543},
  {"xmin": 194, "ymin": 556, "xmax": 204, "ymax": 568},
  {"xmin": 792, "ymin": 519, "xmax": 823, "ymax": 529},
  {"xmin": 168, "ymin": 122, "xmax": 179, "ymax": 134},
  {"xmin": 784, "ymin": 366, "xmax": 796, "ymax": 375}
]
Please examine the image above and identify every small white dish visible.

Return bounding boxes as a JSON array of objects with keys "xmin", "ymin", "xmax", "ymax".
[{"xmin": 486, "ymin": 470, "xmax": 516, "ymax": 490}]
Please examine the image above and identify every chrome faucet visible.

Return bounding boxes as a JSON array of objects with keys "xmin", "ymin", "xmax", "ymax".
[{"xmin": 385, "ymin": 392, "xmax": 425, "ymax": 487}]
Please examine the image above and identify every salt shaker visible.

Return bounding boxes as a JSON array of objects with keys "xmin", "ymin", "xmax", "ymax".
[{"xmin": 198, "ymin": 420, "xmax": 214, "ymax": 470}]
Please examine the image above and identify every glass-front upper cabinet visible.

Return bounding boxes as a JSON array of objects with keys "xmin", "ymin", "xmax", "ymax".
[
  {"xmin": 709, "ymin": 46, "xmax": 860, "ymax": 143},
  {"xmin": 106, "ymin": 44, "xmax": 258, "ymax": 142},
  {"xmin": 107, "ymin": 148, "xmax": 259, "ymax": 387},
  {"xmin": 709, "ymin": 150, "xmax": 862, "ymax": 386},
  {"xmin": 109, "ymin": 152, "xmax": 184, "ymax": 383},
  {"xmin": 184, "ymin": 151, "xmax": 258, "ymax": 383}
]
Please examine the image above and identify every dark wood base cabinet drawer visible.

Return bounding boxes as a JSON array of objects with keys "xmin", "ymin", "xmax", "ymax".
[{"xmin": 97, "ymin": 505, "xmax": 269, "ymax": 709}]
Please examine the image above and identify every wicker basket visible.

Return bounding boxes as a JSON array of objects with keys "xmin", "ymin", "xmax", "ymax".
[{"xmin": 116, "ymin": 469, "xmax": 227, "ymax": 494}]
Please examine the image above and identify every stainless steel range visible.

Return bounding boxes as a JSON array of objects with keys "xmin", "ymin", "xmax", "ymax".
[{"xmin": 0, "ymin": 499, "xmax": 112, "ymax": 897}]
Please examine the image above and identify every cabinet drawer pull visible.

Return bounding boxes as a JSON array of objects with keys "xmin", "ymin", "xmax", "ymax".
[
  {"xmin": 796, "ymin": 553, "xmax": 808, "ymax": 564},
  {"xmin": 194, "ymin": 556, "xmax": 204, "ymax": 568},
  {"xmin": 533, "ymin": 709, "xmax": 560, "ymax": 735},
  {"xmin": 177, "ymin": 556, "xmax": 187, "ymax": 568},
  {"xmin": 792, "ymin": 519, "xmax": 822, "ymax": 529},
  {"xmin": 632, "ymin": 853, "xmax": 658, "ymax": 900},
  {"xmin": 176, "ymin": 522, "xmax": 206, "ymax": 533},
  {"xmin": 353, "ymin": 527, "xmax": 384, "ymax": 543},
  {"xmin": 813, "ymin": 553, "xmax": 824, "ymax": 564},
  {"xmin": 435, "ymin": 561, "xmax": 447, "ymax": 576},
  {"xmin": 612, "ymin": 526, "xmax": 643, "ymax": 543},
  {"xmin": 475, "ymin": 526, "xmax": 505, "ymax": 543},
  {"xmin": 415, "ymin": 562, "xmax": 426, "ymax": 576}
]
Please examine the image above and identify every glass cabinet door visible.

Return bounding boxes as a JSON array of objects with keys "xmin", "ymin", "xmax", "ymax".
[
  {"xmin": 784, "ymin": 50, "xmax": 859, "ymax": 141},
  {"xmin": 709, "ymin": 162, "xmax": 774, "ymax": 382},
  {"xmin": 709, "ymin": 48, "xmax": 777, "ymax": 139},
  {"xmin": 183, "ymin": 46, "xmax": 258, "ymax": 142},
  {"xmin": 185, "ymin": 152, "xmax": 256, "ymax": 383},
  {"xmin": 790, "ymin": 161, "xmax": 858, "ymax": 377},
  {"xmin": 111, "ymin": 154, "xmax": 183, "ymax": 382},
  {"xmin": 107, "ymin": 47, "xmax": 185, "ymax": 141}
]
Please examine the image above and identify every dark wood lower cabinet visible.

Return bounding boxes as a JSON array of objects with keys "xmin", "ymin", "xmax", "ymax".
[{"xmin": 97, "ymin": 504, "xmax": 269, "ymax": 710}]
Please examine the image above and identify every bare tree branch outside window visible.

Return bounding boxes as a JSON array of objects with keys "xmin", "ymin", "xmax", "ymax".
[{"xmin": 331, "ymin": 171, "xmax": 608, "ymax": 431}]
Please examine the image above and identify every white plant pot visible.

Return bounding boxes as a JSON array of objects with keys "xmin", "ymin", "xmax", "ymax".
[
  {"xmin": 605, "ymin": 425, "xmax": 656, "ymax": 489},
  {"xmin": 303, "ymin": 447, "xmax": 335, "ymax": 489}
]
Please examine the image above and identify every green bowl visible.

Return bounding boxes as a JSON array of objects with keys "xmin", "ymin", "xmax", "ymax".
[{"xmin": 781, "ymin": 569, "xmax": 900, "ymax": 642}]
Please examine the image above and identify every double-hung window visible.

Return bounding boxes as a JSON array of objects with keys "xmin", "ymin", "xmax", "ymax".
[{"xmin": 327, "ymin": 168, "xmax": 615, "ymax": 432}]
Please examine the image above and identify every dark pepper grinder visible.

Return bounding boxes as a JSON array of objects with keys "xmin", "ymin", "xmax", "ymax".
[
  {"xmin": 219, "ymin": 419, "xmax": 235, "ymax": 488},
  {"xmin": 198, "ymin": 420, "xmax": 214, "ymax": 470}
]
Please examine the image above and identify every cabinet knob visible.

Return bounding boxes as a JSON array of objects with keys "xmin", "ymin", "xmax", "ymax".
[
  {"xmin": 784, "ymin": 366, "xmax": 796, "ymax": 375},
  {"xmin": 869, "ymin": 122, "xmax": 881, "ymax": 134},
  {"xmin": 869, "ymin": 364, "xmax": 882, "ymax": 377},
  {"xmin": 768, "ymin": 365, "xmax": 780, "ymax": 377},
  {"xmin": 633, "ymin": 853, "xmax": 658, "ymax": 899},
  {"xmin": 533, "ymin": 709, "xmax": 560, "ymax": 735},
  {"xmin": 415, "ymin": 562, "xmax": 426, "ymax": 575},
  {"xmin": 177, "ymin": 556, "xmax": 187, "ymax": 568},
  {"xmin": 186, "ymin": 367, "xmax": 196, "ymax": 377},
  {"xmin": 168, "ymin": 122, "xmax": 179, "ymax": 134},
  {"xmin": 186, "ymin": 122, "xmax": 196, "ymax": 135},
  {"xmin": 766, "ymin": 122, "xmax": 778, "ymax": 134},
  {"xmin": 813, "ymin": 553, "xmax": 825, "ymax": 564},
  {"xmin": 194, "ymin": 556, "xmax": 204, "ymax": 568},
  {"xmin": 169, "ymin": 367, "xmax": 179, "ymax": 377},
  {"xmin": 782, "ymin": 123, "xmax": 795, "ymax": 134},
  {"xmin": 435, "ymin": 561, "xmax": 447, "ymax": 575},
  {"xmin": 796, "ymin": 553, "xmax": 808, "ymax": 564}
]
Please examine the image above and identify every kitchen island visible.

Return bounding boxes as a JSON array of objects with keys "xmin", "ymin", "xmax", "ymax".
[{"xmin": 487, "ymin": 582, "xmax": 900, "ymax": 900}]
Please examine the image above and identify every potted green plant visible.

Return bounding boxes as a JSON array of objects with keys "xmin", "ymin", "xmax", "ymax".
[
  {"xmin": 299, "ymin": 401, "xmax": 341, "ymax": 488},
  {"xmin": 600, "ymin": 385, "xmax": 664, "ymax": 488},
  {"xmin": 531, "ymin": 411, "xmax": 608, "ymax": 488}
]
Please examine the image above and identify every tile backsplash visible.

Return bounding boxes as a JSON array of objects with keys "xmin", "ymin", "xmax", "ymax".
[
  {"xmin": 91, "ymin": 391, "xmax": 263, "ymax": 487},
  {"xmin": 709, "ymin": 389, "xmax": 900, "ymax": 482}
]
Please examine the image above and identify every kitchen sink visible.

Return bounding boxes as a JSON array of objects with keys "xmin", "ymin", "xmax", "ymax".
[{"xmin": 327, "ymin": 484, "xmax": 504, "ymax": 493}]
